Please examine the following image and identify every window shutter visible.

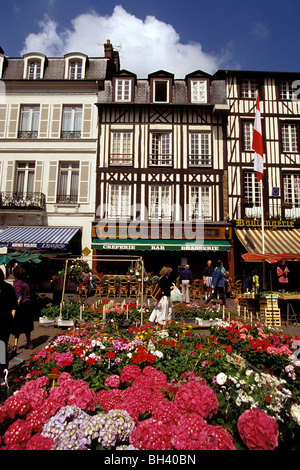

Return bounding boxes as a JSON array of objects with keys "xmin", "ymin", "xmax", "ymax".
[
  {"xmin": 39, "ymin": 104, "xmax": 49, "ymax": 138},
  {"xmin": 5, "ymin": 161, "xmax": 14, "ymax": 193},
  {"xmin": 82, "ymin": 104, "xmax": 92, "ymax": 138},
  {"xmin": 0, "ymin": 105, "xmax": 7, "ymax": 138},
  {"xmin": 51, "ymin": 104, "xmax": 61, "ymax": 138},
  {"xmin": 34, "ymin": 161, "xmax": 44, "ymax": 194},
  {"xmin": 47, "ymin": 161, "xmax": 58, "ymax": 202},
  {"xmin": 79, "ymin": 161, "xmax": 89, "ymax": 203},
  {"xmin": 8, "ymin": 104, "xmax": 19, "ymax": 138}
]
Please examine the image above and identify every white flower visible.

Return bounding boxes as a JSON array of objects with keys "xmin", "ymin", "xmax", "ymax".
[
  {"xmin": 154, "ymin": 350, "xmax": 164, "ymax": 358},
  {"xmin": 127, "ymin": 352, "xmax": 132, "ymax": 358},
  {"xmin": 290, "ymin": 404, "xmax": 300, "ymax": 425},
  {"xmin": 216, "ymin": 372, "xmax": 227, "ymax": 385}
]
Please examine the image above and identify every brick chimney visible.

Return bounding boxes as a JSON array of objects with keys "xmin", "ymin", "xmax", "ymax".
[{"xmin": 104, "ymin": 39, "xmax": 120, "ymax": 73}]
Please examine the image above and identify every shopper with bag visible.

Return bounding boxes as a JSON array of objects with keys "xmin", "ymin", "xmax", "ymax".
[
  {"xmin": 179, "ymin": 264, "xmax": 193, "ymax": 303},
  {"xmin": 149, "ymin": 266, "xmax": 174, "ymax": 325},
  {"xmin": 204, "ymin": 261, "xmax": 226, "ymax": 306}
]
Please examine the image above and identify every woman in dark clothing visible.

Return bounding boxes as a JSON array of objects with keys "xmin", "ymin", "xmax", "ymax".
[
  {"xmin": 12, "ymin": 266, "xmax": 34, "ymax": 349},
  {"xmin": 0, "ymin": 269, "xmax": 18, "ymax": 370},
  {"xmin": 149, "ymin": 266, "xmax": 174, "ymax": 325}
]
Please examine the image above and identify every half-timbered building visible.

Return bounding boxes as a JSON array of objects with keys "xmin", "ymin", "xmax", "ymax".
[
  {"xmin": 215, "ymin": 70, "xmax": 300, "ymax": 288},
  {"xmin": 92, "ymin": 63, "xmax": 234, "ymax": 278}
]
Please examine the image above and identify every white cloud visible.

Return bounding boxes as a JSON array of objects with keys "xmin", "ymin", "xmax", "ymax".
[{"xmin": 21, "ymin": 5, "xmax": 228, "ymax": 77}]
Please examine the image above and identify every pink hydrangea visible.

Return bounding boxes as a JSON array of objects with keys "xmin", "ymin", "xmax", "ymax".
[
  {"xmin": 66, "ymin": 379, "xmax": 96, "ymax": 411},
  {"xmin": 174, "ymin": 381, "xmax": 219, "ymax": 419},
  {"xmin": 151, "ymin": 401, "xmax": 181, "ymax": 425},
  {"xmin": 24, "ymin": 433, "xmax": 54, "ymax": 450},
  {"xmin": 4, "ymin": 394, "xmax": 31, "ymax": 419},
  {"xmin": 130, "ymin": 417, "xmax": 173, "ymax": 450},
  {"xmin": 238, "ymin": 408, "xmax": 279, "ymax": 450},
  {"xmin": 0, "ymin": 404, "xmax": 7, "ymax": 424},
  {"xmin": 96, "ymin": 388, "xmax": 125, "ymax": 412},
  {"xmin": 104, "ymin": 374, "xmax": 121, "ymax": 388},
  {"xmin": 170, "ymin": 413, "xmax": 208, "ymax": 450},
  {"xmin": 4, "ymin": 419, "xmax": 33, "ymax": 446},
  {"xmin": 120, "ymin": 364, "xmax": 142, "ymax": 383},
  {"xmin": 196, "ymin": 425, "xmax": 236, "ymax": 450}
]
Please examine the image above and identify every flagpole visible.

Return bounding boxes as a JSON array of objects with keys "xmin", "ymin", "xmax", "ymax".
[{"xmin": 260, "ymin": 180, "xmax": 265, "ymax": 254}]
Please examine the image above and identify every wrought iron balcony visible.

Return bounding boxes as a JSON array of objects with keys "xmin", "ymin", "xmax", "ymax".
[
  {"xmin": 0, "ymin": 192, "xmax": 46, "ymax": 211},
  {"xmin": 56, "ymin": 194, "xmax": 78, "ymax": 204}
]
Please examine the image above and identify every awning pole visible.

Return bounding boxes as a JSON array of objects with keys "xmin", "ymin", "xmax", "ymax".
[{"xmin": 59, "ymin": 258, "xmax": 68, "ymax": 319}]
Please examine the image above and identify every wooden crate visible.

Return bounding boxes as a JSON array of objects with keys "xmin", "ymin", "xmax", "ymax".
[
  {"xmin": 260, "ymin": 298, "xmax": 279, "ymax": 309},
  {"xmin": 259, "ymin": 309, "xmax": 281, "ymax": 326}
]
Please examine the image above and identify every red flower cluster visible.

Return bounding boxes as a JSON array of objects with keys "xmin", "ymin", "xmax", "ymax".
[
  {"xmin": 238, "ymin": 408, "xmax": 279, "ymax": 450},
  {"xmin": 130, "ymin": 345, "xmax": 156, "ymax": 364}
]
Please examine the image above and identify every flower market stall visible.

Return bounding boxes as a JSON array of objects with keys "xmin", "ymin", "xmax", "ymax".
[{"xmin": 0, "ymin": 300, "xmax": 299, "ymax": 451}]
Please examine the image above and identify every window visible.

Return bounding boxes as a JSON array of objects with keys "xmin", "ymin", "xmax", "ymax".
[
  {"xmin": 110, "ymin": 132, "xmax": 133, "ymax": 165},
  {"xmin": 115, "ymin": 79, "xmax": 132, "ymax": 102},
  {"xmin": 149, "ymin": 186, "xmax": 172, "ymax": 220},
  {"xmin": 18, "ymin": 106, "xmax": 40, "ymax": 138},
  {"xmin": 15, "ymin": 162, "xmax": 35, "ymax": 198},
  {"xmin": 189, "ymin": 186, "xmax": 212, "ymax": 220},
  {"xmin": 23, "ymin": 53, "xmax": 46, "ymax": 80},
  {"xmin": 280, "ymin": 81, "xmax": 293, "ymax": 100},
  {"xmin": 57, "ymin": 162, "xmax": 79, "ymax": 203},
  {"xmin": 61, "ymin": 106, "xmax": 82, "ymax": 138},
  {"xmin": 283, "ymin": 173, "xmax": 300, "ymax": 219},
  {"xmin": 190, "ymin": 80, "xmax": 207, "ymax": 103},
  {"xmin": 149, "ymin": 133, "xmax": 172, "ymax": 166},
  {"xmin": 241, "ymin": 79, "xmax": 258, "ymax": 99},
  {"xmin": 243, "ymin": 172, "xmax": 261, "ymax": 217},
  {"xmin": 283, "ymin": 174, "xmax": 300, "ymax": 206},
  {"xmin": 69, "ymin": 61, "xmax": 82, "ymax": 79},
  {"xmin": 189, "ymin": 133, "xmax": 211, "ymax": 166},
  {"xmin": 281, "ymin": 123, "xmax": 298, "ymax": 152},
  {"xmin": 28, "ymin": 61, "xmax": 41, "ymax": 80},
  {"xmin": 242, "ymin": 121, "xmax": 254, "ymax": 151},
  {"xmin": 108, "ymin": 185, "xmax": 131, "ymax": 218},
  {"xmin": 153, "ymin": 80, "xmax": 169, "ymax": 103}
]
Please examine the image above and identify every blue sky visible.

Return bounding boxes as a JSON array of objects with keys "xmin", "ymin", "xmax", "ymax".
[{"xmin": 1, "ymin": 0, "xmax": 299, "ymax": 77}]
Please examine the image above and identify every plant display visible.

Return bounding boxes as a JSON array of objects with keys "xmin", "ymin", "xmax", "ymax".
[{"xmin": 1, "ymin": 303, "xmax": 299, "ymax": 451}]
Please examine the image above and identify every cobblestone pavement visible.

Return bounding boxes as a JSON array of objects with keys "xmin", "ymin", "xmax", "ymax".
[{"xmin": 7, "ymin": 293, "xmax": 300, "ymax": 373}]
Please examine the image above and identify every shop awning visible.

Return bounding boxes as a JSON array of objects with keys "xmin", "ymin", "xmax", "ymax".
[
  {"xmin": 0, "ymin": 252, "xmax": 42, "ymax": 264},
  {"xmin": 242, "ymin": 253, "xmax": 300, "ymax": 263},
  {"xmin": 0, "ymin": 227, "xmax": 80, "ymax": 250},
  {"xmin": 235, "ymin": 228, "xmax": 300, "ymax": 255},
  {"xmin": 91, "ymin": 238, "xmax": 231, "ymax": 252}
]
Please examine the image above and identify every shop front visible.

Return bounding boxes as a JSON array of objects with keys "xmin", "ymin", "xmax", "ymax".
[{"xmin": 91, "ymin": 223, "xmax": 234, "ymax": 280}]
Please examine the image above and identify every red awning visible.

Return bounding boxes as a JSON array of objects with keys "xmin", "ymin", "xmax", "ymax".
[{"xmin": 241, "ymin": 253, "xmax": 300, "ymax": 264}]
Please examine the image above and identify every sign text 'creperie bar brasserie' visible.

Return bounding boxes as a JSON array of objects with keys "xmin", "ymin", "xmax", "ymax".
[{"xmin": 236, "ymin": 219, "xmax": 295, "ymax": 229}]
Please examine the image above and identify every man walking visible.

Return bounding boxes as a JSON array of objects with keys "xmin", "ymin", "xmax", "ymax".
[{"xmin": 179, "ymin": 265, "xmax": 193, "ymax": 303}]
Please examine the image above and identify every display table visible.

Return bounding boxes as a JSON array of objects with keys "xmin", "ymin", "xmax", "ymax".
[{"xmin": 238, "ymin": 292, "xmax": 300, "ymax": 327}]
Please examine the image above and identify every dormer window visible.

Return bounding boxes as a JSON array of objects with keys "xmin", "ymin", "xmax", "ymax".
[
  {"xmin": 149, "ymin": 71, "xmax": 173, "ymax": 104},
  {"xmin": 153, "ymin": 80, "xmax": 169, "ymax": 103},
  {"xmin": 64, "ymin": 53, "xmax": 87, "ymax": 80},
  {"xmin": 191, "ymin": 80, "xmax": 207, "ymax": 103},
  {"xmin": 23, "ymin": 53, "xmax": 46, "ymax": 80},
  {"xmin": 115, "ymin": 79, "xmax": 131, "ymax": 101}
]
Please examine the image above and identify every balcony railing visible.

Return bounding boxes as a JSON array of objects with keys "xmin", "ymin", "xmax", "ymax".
[
  {"xmin": 149, "ymin": 154, "xmax": 173, "ymax": 166},
  {"xmin": 0, "ymin": 192, "xmax": 46, "ymax": 210},
  {"xmin": 188, "ymin": 155, "xmax": 212, "ymax": 167},
  {"xmin": 243, "ymin": 203, "xmax": 300, "ymax": 220},
  {"xmin": 109, "ymin": 154, "xmax": 133, "ymax": 166},
  {"xmin": 61, "ymin": 130, "xmax": 82, "ymax": 139},
  {"xmin": 18, "ymin": 131, "xmax": 38, "ymax": 139},
  {"xmin": 56, "ymin": 194, "xmax": 78, "ymax": 204}
]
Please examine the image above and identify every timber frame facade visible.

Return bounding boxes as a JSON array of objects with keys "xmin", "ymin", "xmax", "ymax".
[{"xmin": 93, "ymin": 68, "xmax": 234, "ymax": 277}]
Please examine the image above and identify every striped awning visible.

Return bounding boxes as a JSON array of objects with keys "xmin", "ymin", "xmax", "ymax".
[
  {"xmin": 235, "ymin": 228, "xmax": 300, "ymax": 255},
  {"xmin": 0, "ymin": 226, "xmax": 80, "ymax": 250}
]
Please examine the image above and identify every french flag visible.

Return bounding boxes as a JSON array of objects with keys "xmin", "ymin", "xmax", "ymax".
[{"xmin": 252, "ymin": 93, "xmax": 264, "ymax": 181}]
